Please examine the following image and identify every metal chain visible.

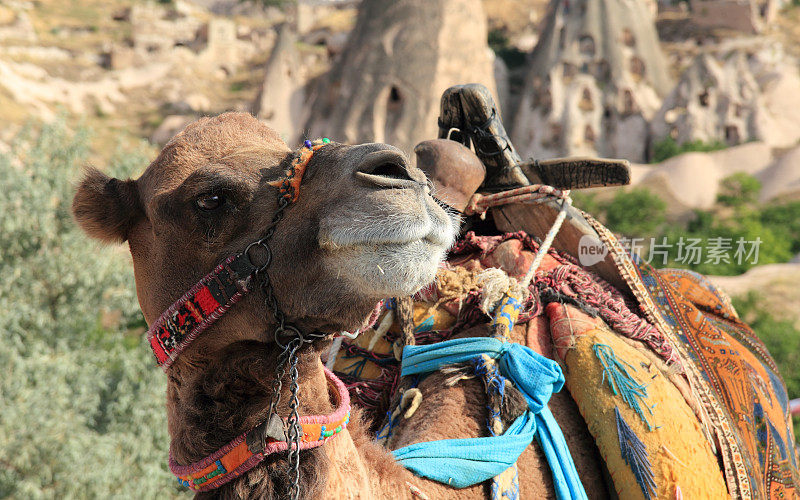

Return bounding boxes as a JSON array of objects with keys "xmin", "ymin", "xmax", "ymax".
[
  {"xmin": 285, "ymin": 340, "xmax": 303, "ymax": 500},
  {"xmin": 246, "ymin": 150, "xmax": 334, "ymax": 498},
  {"xmin": 265, "ymin": 338, "xmax": 291, "ymax": 427},
  {"xmin": 248, "ymin": 184, "xmax": 322, "ymax": 500}
]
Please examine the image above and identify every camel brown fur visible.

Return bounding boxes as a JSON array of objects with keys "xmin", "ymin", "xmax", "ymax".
[{"xmin": 73, "ymin": 112, "xmax": 605, "ymax": 499}]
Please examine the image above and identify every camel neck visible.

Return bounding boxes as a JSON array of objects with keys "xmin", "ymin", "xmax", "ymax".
[
  {"xmin": 169, "ymin": 352, "xmax": 350, "ymax": 493},
  {"xmin": 167, "ymin": 341, "xmax": 336, "ymax": 465}
]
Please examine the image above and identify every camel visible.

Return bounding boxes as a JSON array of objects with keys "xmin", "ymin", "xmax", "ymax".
[{"xmin": 72, "ymin": 112, "xmax": 605, "ymax": 499}]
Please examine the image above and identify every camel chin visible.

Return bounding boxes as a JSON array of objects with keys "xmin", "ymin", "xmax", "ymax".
[
  {"xmin": 319, "ymin": 202, "xmax": 458, "ymax": 298},
  {"xmin": 336, "ymin": 239, "xmax": 448, "ymax": 297}
]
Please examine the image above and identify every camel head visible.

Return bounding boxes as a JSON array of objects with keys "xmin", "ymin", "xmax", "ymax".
[{"xmin": 72, "ymin": 112, "xmax": 458, "ymax": 356}]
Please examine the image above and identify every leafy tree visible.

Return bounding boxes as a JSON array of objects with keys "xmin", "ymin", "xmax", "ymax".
[
  {"xmin": 760, "ymin": 201, "xmax": 800, "ymax": 255},
  {"xmin": 488, "ymin": 29, "xmax": 527, "ymax": 69},
  {"xmin": 0, "ymin": 120, "xmax": 180, "ymax": 498},
  {"xmin": 717, "ymin": 172, "xmax": 762, "ymax": 208}
]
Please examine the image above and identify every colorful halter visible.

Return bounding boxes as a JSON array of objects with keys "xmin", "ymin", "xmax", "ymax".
[
  {"xmin": 172, "ymin": 367, "xmax": 351, "ymax": 492},
  {"xmin": 145, "ymin": 138, "xmax": 331, "ymax": 370},
  {"xmin": 145, "ymin": 138, "xmax": 350, "ymax": 493}
]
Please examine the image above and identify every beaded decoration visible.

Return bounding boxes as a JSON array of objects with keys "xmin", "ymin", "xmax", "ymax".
[
  {"xmin": 268, "ymin": 138, "xmax": 331, "ymax": 203},
  {"xmin": 171, "ymin": 367, "xmax": 351, "ymax": 492}
]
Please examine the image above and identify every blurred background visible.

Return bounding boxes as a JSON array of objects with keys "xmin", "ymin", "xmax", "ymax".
[{"xmin": 1, "ymin": 0, "xmax": 799, "ymax": 497}]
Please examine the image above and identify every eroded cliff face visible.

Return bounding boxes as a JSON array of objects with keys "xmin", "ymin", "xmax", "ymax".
[
  {"xmin": 301, "ymin": 0, "xmax": 498, "ymax": 155},
  {"xmin": 511, "ymin": 0, "xmax": 671, "ymax": 163},
  {"xmin": 652, "ymin": 43, "xmax": 800, "ymax": 151}
]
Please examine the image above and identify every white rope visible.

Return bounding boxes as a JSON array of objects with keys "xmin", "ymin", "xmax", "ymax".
[
  {"xmin": 324, "ymin": 336, "xmax": 344, "ymax": 370},
  {"xmin": 520, "ymin": 190, "xmax": 572, "ymax": 288}
]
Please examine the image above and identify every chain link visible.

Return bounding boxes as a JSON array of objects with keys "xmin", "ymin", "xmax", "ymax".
[
  {"xmin": 250, "ymin": 164, "xmax": 335, "ymax": 498},
  {"xmin": 251, "ymin": 193, "xmax": 307, "ymax": 500},
  {"xmin": 286, "ymin": 340, "xmax": 303, "ymax": 500}
]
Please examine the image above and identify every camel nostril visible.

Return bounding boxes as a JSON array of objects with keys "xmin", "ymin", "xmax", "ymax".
[
  {"xmin": 368, "ymin": 162, "xmax": 413, "ymax": 181},
  {"xmin": 356, "ymin": 150, "xmax": 418, "ymax": 187}
]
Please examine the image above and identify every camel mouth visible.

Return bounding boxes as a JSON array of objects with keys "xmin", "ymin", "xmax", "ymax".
[
  {"xmin": 316, "ymin": 195, "xmax": 459, "ymax": 297},
  {"xmin": 329, "ymin": 238, "xmax": 450, "ymax": 297},
  {"xmin": 354, "ymin": 170, "xmax": 420, "ymax": 190},
  {"xmin": 318, "ymin": 218, "xmax": 453, "ymax": 250}
]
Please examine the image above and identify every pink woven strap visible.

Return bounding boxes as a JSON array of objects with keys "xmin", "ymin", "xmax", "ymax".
[
  {"xmin": 146, "ymin": 253, "xmax": 257, "ymax": 370},
  {"xmin": 170, "ymin": 367, "xmax": 351, "ymax": 492},
  {"xmin": 464, "ymin": 184, "xmax": 568, "ymax": 216}
]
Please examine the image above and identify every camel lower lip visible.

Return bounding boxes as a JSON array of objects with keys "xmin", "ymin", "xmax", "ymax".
[
  {"xmin": 318, "ymin": 226, "xmax": 448, "ymax": 249},
  {"xmin": 321, "ymin": 237, "xmax": 445, "ymax": 251}
]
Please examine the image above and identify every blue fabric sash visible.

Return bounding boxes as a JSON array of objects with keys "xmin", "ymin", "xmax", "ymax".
[{"xmin": 391, "ymin": 337, "xmax": 587, "ymax": 500}]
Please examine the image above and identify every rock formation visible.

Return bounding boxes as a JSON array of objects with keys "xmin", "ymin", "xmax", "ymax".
[
  {"xmin": 253, "ymin": 25, "xmax": 307, "ymax": 144},
  {"xmin": 652, "ymin": 44, "xmax": 800, "ymax": 150},
  {"xmin": 511, "ymin": 0, "xmax": 672, "ymax": 162},
  {"xmin": 0, "ymin": 7, "xmax": 36, "ymax": 42},
  {"xmin": 755, "ymin": 145, "xmax": 800, "ymax": 202},
  {"xmin": 689, "ymin": 0, "xmax": 785, "ymax": 34},
  {"xmin": 629, "ymin": 141, "xmax": 773, "ymax": 211},
  {"xmin": 302, "ymin": 0, "xmax": 497, "ymax": 155},
  {"xmin": 130, "ymin": 3, "xmax": 200, "ymax": 54}
]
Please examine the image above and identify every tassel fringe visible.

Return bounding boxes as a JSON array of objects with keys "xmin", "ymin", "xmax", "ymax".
[
  {"xmin": 615, "ymin": 407, "xmax": 657, "ymax": 500},
  {"xmin": 594, "ymin": 343, "xmax": 655, "ymax": 430}
]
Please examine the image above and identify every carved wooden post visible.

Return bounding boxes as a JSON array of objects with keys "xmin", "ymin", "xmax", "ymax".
[{"xmin": 438, "ymin": 83, "xmax": 630, "ymax": 290}]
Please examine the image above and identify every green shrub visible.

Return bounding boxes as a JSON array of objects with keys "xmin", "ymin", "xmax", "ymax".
[
  {"xmin": 0, "ymin": 120, "xmax": 181, "ymax": 498},
  {"xmin": 603, "ymin": 188, "xmax": 667, "ymax": 237},
  {"xmin": 759, "ymin": 201, "xmax": 800, "ymax": 255},
  {"xmin": 717, "ymin": 172, "xmax": 762, "ymax": 207},
  {"xmin": 659, "ymin": 211, "xmax": 793, "ymax": 275},
  {"xmin": 587, "ymin": 175, "xmax": 800, "ymax": 275},
  {"xmin": 652, "ymin": 137, "xmax": 727, "ymax": 163}
]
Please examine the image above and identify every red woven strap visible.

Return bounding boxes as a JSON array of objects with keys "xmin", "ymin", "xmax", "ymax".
[
  {"xmin": 170, "ymin": 367, "xmax": 351, "ymax": 492},
  {"xmin": 464, "ymin": 184, "xmax": 568, "ymax": 216},
  {"xmin": 146, "ymin": 253, "xmax": 257, "ymax": 370}
]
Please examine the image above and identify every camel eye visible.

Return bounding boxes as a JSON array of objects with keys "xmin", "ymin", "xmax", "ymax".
[{"xmin": 196, "ymin": 194, "xmax": 225, "ymax": 211}]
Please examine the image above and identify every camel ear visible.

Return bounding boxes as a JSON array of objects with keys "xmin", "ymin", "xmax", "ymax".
[{"xmin": 72, "ymin": 167, "xmax": 143, "ymax": 244}]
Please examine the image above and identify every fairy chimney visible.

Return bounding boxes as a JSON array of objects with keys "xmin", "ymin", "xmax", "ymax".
[
  {"xmin": 253, "ymin": 25, "xmax": 306, "ymax": 144},
  {"xmin": 302, "ymin": 0, "xmax": 498, "ymax": 155},
  {"xmin": 511, "ymin": 0, "xmax": 672, "ymax": 162}
]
